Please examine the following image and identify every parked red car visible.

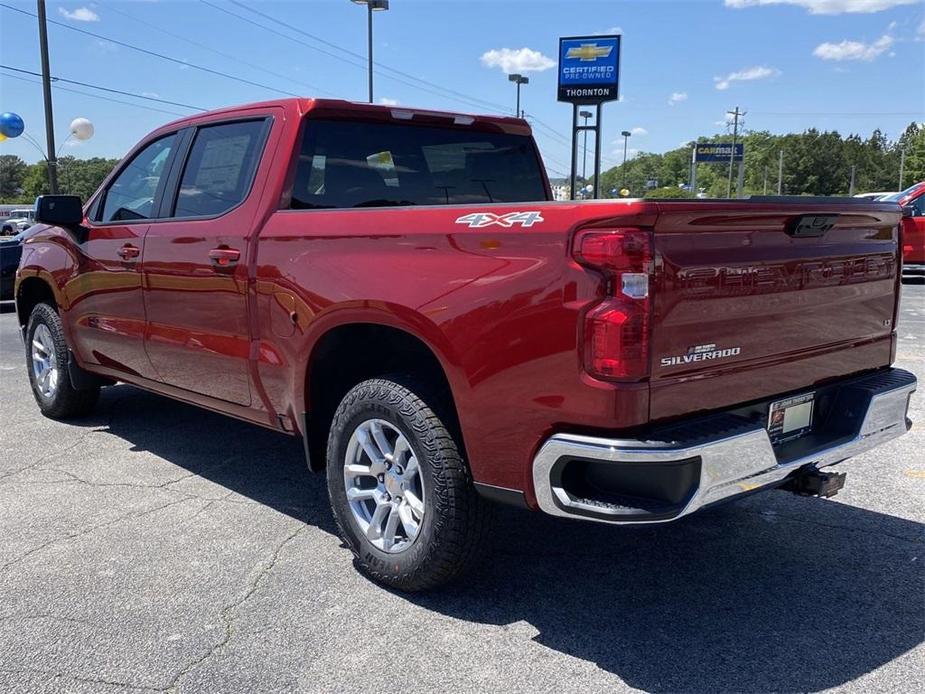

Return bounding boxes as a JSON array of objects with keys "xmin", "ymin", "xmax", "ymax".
[
  {"xmin": 882, "ymin": 182, "xmax": 925, "ymax": 278},
  {"xmin": 15, "ymin": 99, "xmax": 916, "ymax": 590}
]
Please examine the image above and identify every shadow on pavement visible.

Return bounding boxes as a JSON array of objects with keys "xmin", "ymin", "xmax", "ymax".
[{"xmin": 76, "ymin": 384, "xmax": 923, "ymax": 693}]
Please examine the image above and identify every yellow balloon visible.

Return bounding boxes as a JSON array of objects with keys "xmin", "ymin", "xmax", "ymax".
[{"xmin": 0, "ymin": 133, "xmax": 7, "ymax": 142}]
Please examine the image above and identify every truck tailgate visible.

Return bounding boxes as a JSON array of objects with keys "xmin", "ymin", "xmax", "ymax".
[{"xmin": 649, "ymin": 200, "xmax": 901, "ymax": 421}]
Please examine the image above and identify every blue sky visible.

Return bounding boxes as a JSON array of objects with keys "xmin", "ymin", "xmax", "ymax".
[{"xmin": 1, "ymin": 0, "xmax": 923, "ymax": 178}]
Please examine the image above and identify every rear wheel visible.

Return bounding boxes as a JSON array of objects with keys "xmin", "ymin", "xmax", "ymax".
[
  {"xmin": 326, "ymin": 378, "xmax": 491, "ymax": 591},
  {"xmin": 26, "ymin": 303, "xmax": 99, "ymax": 419}
]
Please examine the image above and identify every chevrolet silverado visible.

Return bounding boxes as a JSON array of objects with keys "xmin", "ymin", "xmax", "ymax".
[{"xmin": 15, "ymin": 99, "xmax": 917, "ymax": 590}]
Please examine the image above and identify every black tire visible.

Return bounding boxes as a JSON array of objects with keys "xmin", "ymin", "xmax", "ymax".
[
  {"xmin": 326, "ymin": 377, "xmax": 491, "ymax": 591},
  {"xmin": 25, "ymin": 303, "xmax": 100, "ymax": 419}
]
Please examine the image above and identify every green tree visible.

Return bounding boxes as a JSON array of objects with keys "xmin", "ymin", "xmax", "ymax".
[
  {"xmin": 0, "ymin": 155, "xmax": 27, "ymax": 202},
  {"xmin": 643, "ymin": 185, "xmax": 692, "ymax": 199}
]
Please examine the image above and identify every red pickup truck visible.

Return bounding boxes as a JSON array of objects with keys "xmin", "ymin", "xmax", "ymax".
[
  {"xmin": 881, "ymin": 181, "xmax": 925, "ymax": 278},
  {"xmin": 15, "ymin": 99, "xmax": 917, "ymax": 590}
]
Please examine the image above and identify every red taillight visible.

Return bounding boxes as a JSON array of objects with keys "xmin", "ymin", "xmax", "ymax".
[
  {"xmin": 573, "ymin": 229, "xmax": 652, "ymax": 381},
  {"xmin": 573, "ymin": 229, "xmax": 651, "ymax": 273}
]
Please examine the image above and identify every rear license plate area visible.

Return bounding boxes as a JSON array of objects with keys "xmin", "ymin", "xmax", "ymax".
[{"xmin": 768, "ymin": 392, "xmax": 815, "ymax": 445}]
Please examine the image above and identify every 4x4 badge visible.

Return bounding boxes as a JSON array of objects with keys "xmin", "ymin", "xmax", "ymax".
[{"xmin": 455, "ymin": 211, "xmax": 544, "ymax": 228}]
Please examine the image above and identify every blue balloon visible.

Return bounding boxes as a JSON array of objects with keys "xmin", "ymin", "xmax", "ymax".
[{"xmin": 0, "ymin": 112, "xmax": 25, "ymax": 138}]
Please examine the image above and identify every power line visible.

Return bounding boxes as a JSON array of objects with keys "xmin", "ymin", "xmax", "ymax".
[
  {"xmin": 1, "ymin": 64, "xmax": 205, "ymax": 111},
  {"xmin": 0, "ymin": 2, "xmax": 303, "ymax": 98},
  {"xmin": 202, "ymin": 0, "xmax": 509, "ymax": 114},
  {"xmin": 97, "ymin": 1, "xmax": 340, "ymax": 99},
  {"xmin": 1, "ymin": 70, "xmax": 189, "ymax": 118},
  {"xmin": 224, "ymin": 0, "xmax": 511, "ymax": 114},
  {"xmin": 750, "ymin": 111, "xmax": 922, "ymax": 117}
]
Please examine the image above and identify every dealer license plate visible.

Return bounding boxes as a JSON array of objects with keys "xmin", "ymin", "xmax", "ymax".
[{"xmin": 768, "ymin": 392, "xmax": 815, "ymax": 444}]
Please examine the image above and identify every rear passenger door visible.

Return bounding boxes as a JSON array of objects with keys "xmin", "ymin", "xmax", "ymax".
[{"xmin": 141, "ymin": 116, "xmax": 273, "ymax": 405}]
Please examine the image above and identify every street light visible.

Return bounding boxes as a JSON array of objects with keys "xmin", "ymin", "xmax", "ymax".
[
  {"xmin": 508, "ymin": 73, "xmax": 529, "ymax": 117},
  {"xmin": 621, "ymin": 130, "xmax": 632, "ymax": 191},
  {"xmin": 579, "ymin": 110, "xmax": 592, "ymax": 181},
  {"xmin": 351, "ymin": 0, "xmax": 389, "ymax": 104}
]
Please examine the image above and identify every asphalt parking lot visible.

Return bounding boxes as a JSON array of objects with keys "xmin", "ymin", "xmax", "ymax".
[{"xmin": 0, "ymin": 285, "xmax": 922, "ymax": 694}]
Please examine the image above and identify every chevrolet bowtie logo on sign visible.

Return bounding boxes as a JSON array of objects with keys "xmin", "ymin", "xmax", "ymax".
[
  {"xmin": 565, "ymin": 43, "xmax": 614, "ymax": 61},
  {"xmin": 558, "ymin": 35, "xmax": 621, "ymax": 104}
]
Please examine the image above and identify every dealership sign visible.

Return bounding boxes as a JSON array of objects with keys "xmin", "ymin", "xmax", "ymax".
[
  {"xmin": 557, "ymin": 35, "xmax": 621, "ymax": 104},
  {"xmin": 695, "ymin": 143, "xmax": 744, "ymax": 163}
]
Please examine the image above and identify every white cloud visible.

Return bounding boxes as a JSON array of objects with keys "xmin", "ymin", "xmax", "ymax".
[
  {"xmin": 58, "ymin": 6, "xmax": 99, "ymax": 22},
  {"xmin": 813, "ymin": 33, "xmax": 894, "ymax": 60},
  {"xmin": 714, "ymin": 65, "xmax": 779, "ymax": 90},
  {"xmin": 917, "ymin": 17, "xmax": 925, "ymax": 40},
  {"xmin": 668, "ymin": 91, "xmax": 688, "ymax": 106},
  {"xmin": 724, "ymin": 0, "xmax": 916, "ymax": 14},
  {"xmin": 630, "ymin": 127, "xmax": 648, "ymax": 136},
  {"xmin": 141, "ymin": 91, "xmax": 161, "ymax": 99},
  {"xmin": 480, "ymin": 47, "xmax": 555, "ymax": 74},
  {"xmin": 597, "ymin": 26, "xmax": 623, "ymax": 35},
  {"xmin": 379, "ymin": 97, "xmax": 399, "ymax": 106}
]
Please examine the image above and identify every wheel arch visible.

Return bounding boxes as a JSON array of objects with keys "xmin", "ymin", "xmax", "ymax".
[
  {"xmin": 302, "ymin": 319, "xmax": 467, "ymax": 474},
  {"xmin": 15, "ymin": 275, "xmax": 59, "ymax": 335}
]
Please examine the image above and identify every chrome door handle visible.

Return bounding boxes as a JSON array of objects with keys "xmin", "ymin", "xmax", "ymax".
[
  {"xmin": 208, "ymin": 247, "xmax": 241, "ymax": 268},
  {"xmin": 117, "ymin": 244, "xmax": 140, "ymax": 260}
]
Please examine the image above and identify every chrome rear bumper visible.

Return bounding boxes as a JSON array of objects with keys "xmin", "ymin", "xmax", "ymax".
[{"xmin": 532, "ymin": 368, "xmax": 916, "ymax": 525}]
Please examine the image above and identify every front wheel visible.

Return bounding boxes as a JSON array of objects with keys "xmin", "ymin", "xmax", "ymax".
[
  {"xmin": 326, "ymin": 378, "xmax": 491, "ymax": 591},
  {"xmin": 25, "ymin": 303, "xmax": 99, "ymax": 419}
]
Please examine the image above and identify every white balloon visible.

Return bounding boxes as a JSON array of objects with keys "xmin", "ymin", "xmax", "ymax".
[{"xmin": 69, "ymin": 117, "xmax": 94, "ymax": 141}]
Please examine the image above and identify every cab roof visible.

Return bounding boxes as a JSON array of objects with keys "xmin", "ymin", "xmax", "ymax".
[{"xmin": 158, "ymin": 98, "xmax": 533, "ymax": 137}]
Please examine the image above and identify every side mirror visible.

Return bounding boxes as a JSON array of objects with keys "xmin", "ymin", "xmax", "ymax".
[
  {"xmin": 902, "ymin": 205, "xmax": 916, "ymax": 218},
  {"xmin": 34, "ymin": 195, "xmax": 84, "ymax": 227}
]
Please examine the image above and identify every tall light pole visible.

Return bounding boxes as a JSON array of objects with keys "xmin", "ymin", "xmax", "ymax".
[
  {"xmin": 508, "ymin": 73, "xmax": 528, "ymax": 117},
  {"xmin": 351, "ymin": 0, "xmax": 389, "ymax": 104},
  {"xmin": 899, "ymin": 147, "xmax": 906, "ymax": 190},
  {"xmin": 36, "ymin": 0, "xmax": 58, "ymax": 194},
  {"xmin": 621, "ymin": 130, "xmax": 631, "ymax": 191},
  {"xmin": 580, "ymin": 110, "xmax": 592, "ymax": 180}
]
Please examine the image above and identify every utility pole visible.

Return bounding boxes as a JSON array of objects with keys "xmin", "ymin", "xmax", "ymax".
[
  {"xmin": 849, "ymin": 164, "xmax": 856, "ymax": 196},
  {"xmin": 899, "ymin": 148, "xmax": 906, "ymax": 190},
  {"xmin": 580, "ymin": 110, "xmax": 592, "ymax": 180},
  {"xmin": 777, "ymin": 149, "xmax": 784, "ymax": 195},
  {"xmin": 36, "ymin": 0, "xmax": 58, "ymax": 194},
  {"xmin": 763, "ymin": 166, "xmax": 768, "ymax": 195},
  {"xmin": 725, "ymin": 106, "xmax": 743, "ymax": 198}
]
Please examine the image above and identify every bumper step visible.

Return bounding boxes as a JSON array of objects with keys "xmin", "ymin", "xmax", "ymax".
[{"xmin": 532, "ymin": 368, "xmax": 916, "ymax": 525}]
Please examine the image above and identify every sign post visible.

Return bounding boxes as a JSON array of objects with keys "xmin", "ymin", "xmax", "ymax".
[
  {"xmin": 558, "ymin": 35, "xmax": 621, "ymax": 200},
  {"xmin": 690, "ymin": 143, "xmax": 745, "ymax": 198}
]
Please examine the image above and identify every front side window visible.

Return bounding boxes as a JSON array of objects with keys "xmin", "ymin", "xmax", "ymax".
[
  {"xmin": 100, "ymin": 134, "xmax": 176, "ymax": 222},
  {"xmin": 291, "ymin": 118, "xmax": 547, "ymax": 209},
  {"xmin": 172, "ymin": 120, "xmax": 267, "ymax": 218}
]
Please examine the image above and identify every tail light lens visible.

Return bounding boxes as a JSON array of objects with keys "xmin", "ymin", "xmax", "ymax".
[{"xmin": 573, "ymin": 229, "xmax": 652, "ymax": 381}]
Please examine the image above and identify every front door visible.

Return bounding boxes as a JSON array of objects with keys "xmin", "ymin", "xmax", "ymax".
[
  {"xmin": 69, "ymin": 133, "xmax": 178, "ymax": 379},
  {"xmin": 141, "ymin": 117, "xmax": 272, "ymax": 406}
]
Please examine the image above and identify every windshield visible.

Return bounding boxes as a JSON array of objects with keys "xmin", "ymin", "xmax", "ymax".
[{"xmin": 881, "ymin": 183, "xmax": 922, "ymax": 202}]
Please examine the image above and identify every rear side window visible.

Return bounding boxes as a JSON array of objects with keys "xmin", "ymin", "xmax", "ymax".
[
  {"xmin": 100, "ymin": 134, "xmax": 176, "ymax": 222},
  {"xmin": 172, "ymin": 120, "xmax": 267, "ymax": 218},
  {"xmin": 291, "ymin": 118, "xmax": 546, "ymax": 209}
]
